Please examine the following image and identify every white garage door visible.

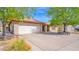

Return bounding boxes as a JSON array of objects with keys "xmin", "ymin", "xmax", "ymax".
[{"xmin": 18, "ymin": 25, "xmax": 41, "ymax": 34}]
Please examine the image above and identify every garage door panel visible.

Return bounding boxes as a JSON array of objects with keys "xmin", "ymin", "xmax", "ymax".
[{"xmin": 18, "ymin": 25, "xmax": 41, "ymax": 34}]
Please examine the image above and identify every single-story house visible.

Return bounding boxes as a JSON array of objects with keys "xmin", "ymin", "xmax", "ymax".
[
  {"xmin": 10, "ymin": 18, "xmax": 49, "ymax": 35},
  {"xmin": 49, "ymin": 25, "xmax": 75, "ymax": 33}
]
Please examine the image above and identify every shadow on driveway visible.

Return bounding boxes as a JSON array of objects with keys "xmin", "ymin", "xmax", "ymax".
[{"xmin": 37, "ymin": 32, "xmax": 70, "ymax": 35}]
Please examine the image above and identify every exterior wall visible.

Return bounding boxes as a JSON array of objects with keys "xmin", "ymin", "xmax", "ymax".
[
  {"xmin": 50, "ymin": 26, "xmax": 57, "ymax": 32},
  {"xmin": 49, "ymin": 26, "xmax": 63, "ymax": 32},
  {"xmin": 14, "ymin": 24, "xmax": 19, "ymax": 35},
  {"xmin": 66, "ymin": 25, "xmax": 75, "ymax": 32},
  {"xmin": 49, "ymin": 25, "xmax": 75, "ymax": 33},
  {"xmin": 44, "ymin": 26, "xmax": 48, "ymax": 32}
]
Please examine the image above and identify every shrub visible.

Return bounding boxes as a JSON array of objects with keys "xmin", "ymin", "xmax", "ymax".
[{"xmin": 5, "ymin": 38, "xmax": 32, "ymax": 51}]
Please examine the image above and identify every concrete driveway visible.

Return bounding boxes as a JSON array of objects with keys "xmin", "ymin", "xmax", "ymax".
[{"xmin": 22, "ymin": 32, "xmax": 79, "ymax": 51}]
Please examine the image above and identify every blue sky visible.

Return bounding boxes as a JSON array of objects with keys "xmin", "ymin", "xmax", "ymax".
[{"xmin": 32, "ymin": 7, "xmax": 51, "ymax": 23}]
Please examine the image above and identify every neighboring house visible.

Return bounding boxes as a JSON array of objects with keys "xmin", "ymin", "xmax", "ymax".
[
  {"xmin": 49, "ymin": 25, "xmax": 64, "ymax": 32},
  {"xmin": 50, "ymin": 25, "xmax": 75, "ymax": 33},
  {"xmin": 10, "ymin": 18, "xmax": 49, "ymax": 35},
  {"xmin": 66, "ymin": 25, "xmax": 75, "ymax": 32},
  {"xmin": 74, "ymin": 25, "xmax": 79, "ymax": 31}
]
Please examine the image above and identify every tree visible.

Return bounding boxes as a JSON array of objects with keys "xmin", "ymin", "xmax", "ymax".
[
  {"xmin": 48, "ymin": 7, "xmax": 79, "ymax": 32},
  {"xmin": 0, "ymin": 7, "xmax": 35, "ymax": 39},
  {"xmin": 8, "ymin": 7, "xmax": 35, "ymax": 34}
]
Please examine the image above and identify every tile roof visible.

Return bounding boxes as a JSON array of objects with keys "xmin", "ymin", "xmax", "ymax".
[{"xmin": 13, "ymin": 18, "xmax": 49, "ymax": 25}]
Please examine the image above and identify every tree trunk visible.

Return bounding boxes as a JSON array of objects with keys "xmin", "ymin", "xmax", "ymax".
[
  {"xmin": 63, "ymin": 23, "xmax": 66, "ymax": 32},
  {"xmin": 2, "ymin": 21, "xmax": 6, "ymax": 39},
  {"xmin": 8, "ymin": 23, "xmax": 10, "ymax": 32},
  {"xmin": 11, "ymin": 23, "xmax": 14, "ymax": 34},
  {"xmin": 8, "ymin": 21, "xmax": 12, "ymax": 33}
]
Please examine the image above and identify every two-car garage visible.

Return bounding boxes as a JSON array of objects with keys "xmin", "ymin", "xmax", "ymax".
[
  {"xmin": 17, "ymin": 24, "xmax": 42, "ymax": 35},
  {"xmin": 10, "ymin": 18, "xmax": 49, "ymax": 35},
  {"xmin": 13, "ymin": 23, "xmax": 42, "ymax": 35}
]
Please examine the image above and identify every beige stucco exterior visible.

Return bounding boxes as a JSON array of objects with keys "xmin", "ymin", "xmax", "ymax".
[
  {"xmin": 50, "ymin": 25, "xmax": 64, "ymax": 32},
  {"xmin": 49, "ymin": 25, "xmax": 75, "ymax": 33}
]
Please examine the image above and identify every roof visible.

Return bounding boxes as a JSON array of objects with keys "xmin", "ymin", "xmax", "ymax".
[
  {"xmin": 12, "ymin": 18, "xmax": 48, "ymax": 25},
  {"xmin": 24, "ymin": 18, "xmax": 39, "ymax": 23}
]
